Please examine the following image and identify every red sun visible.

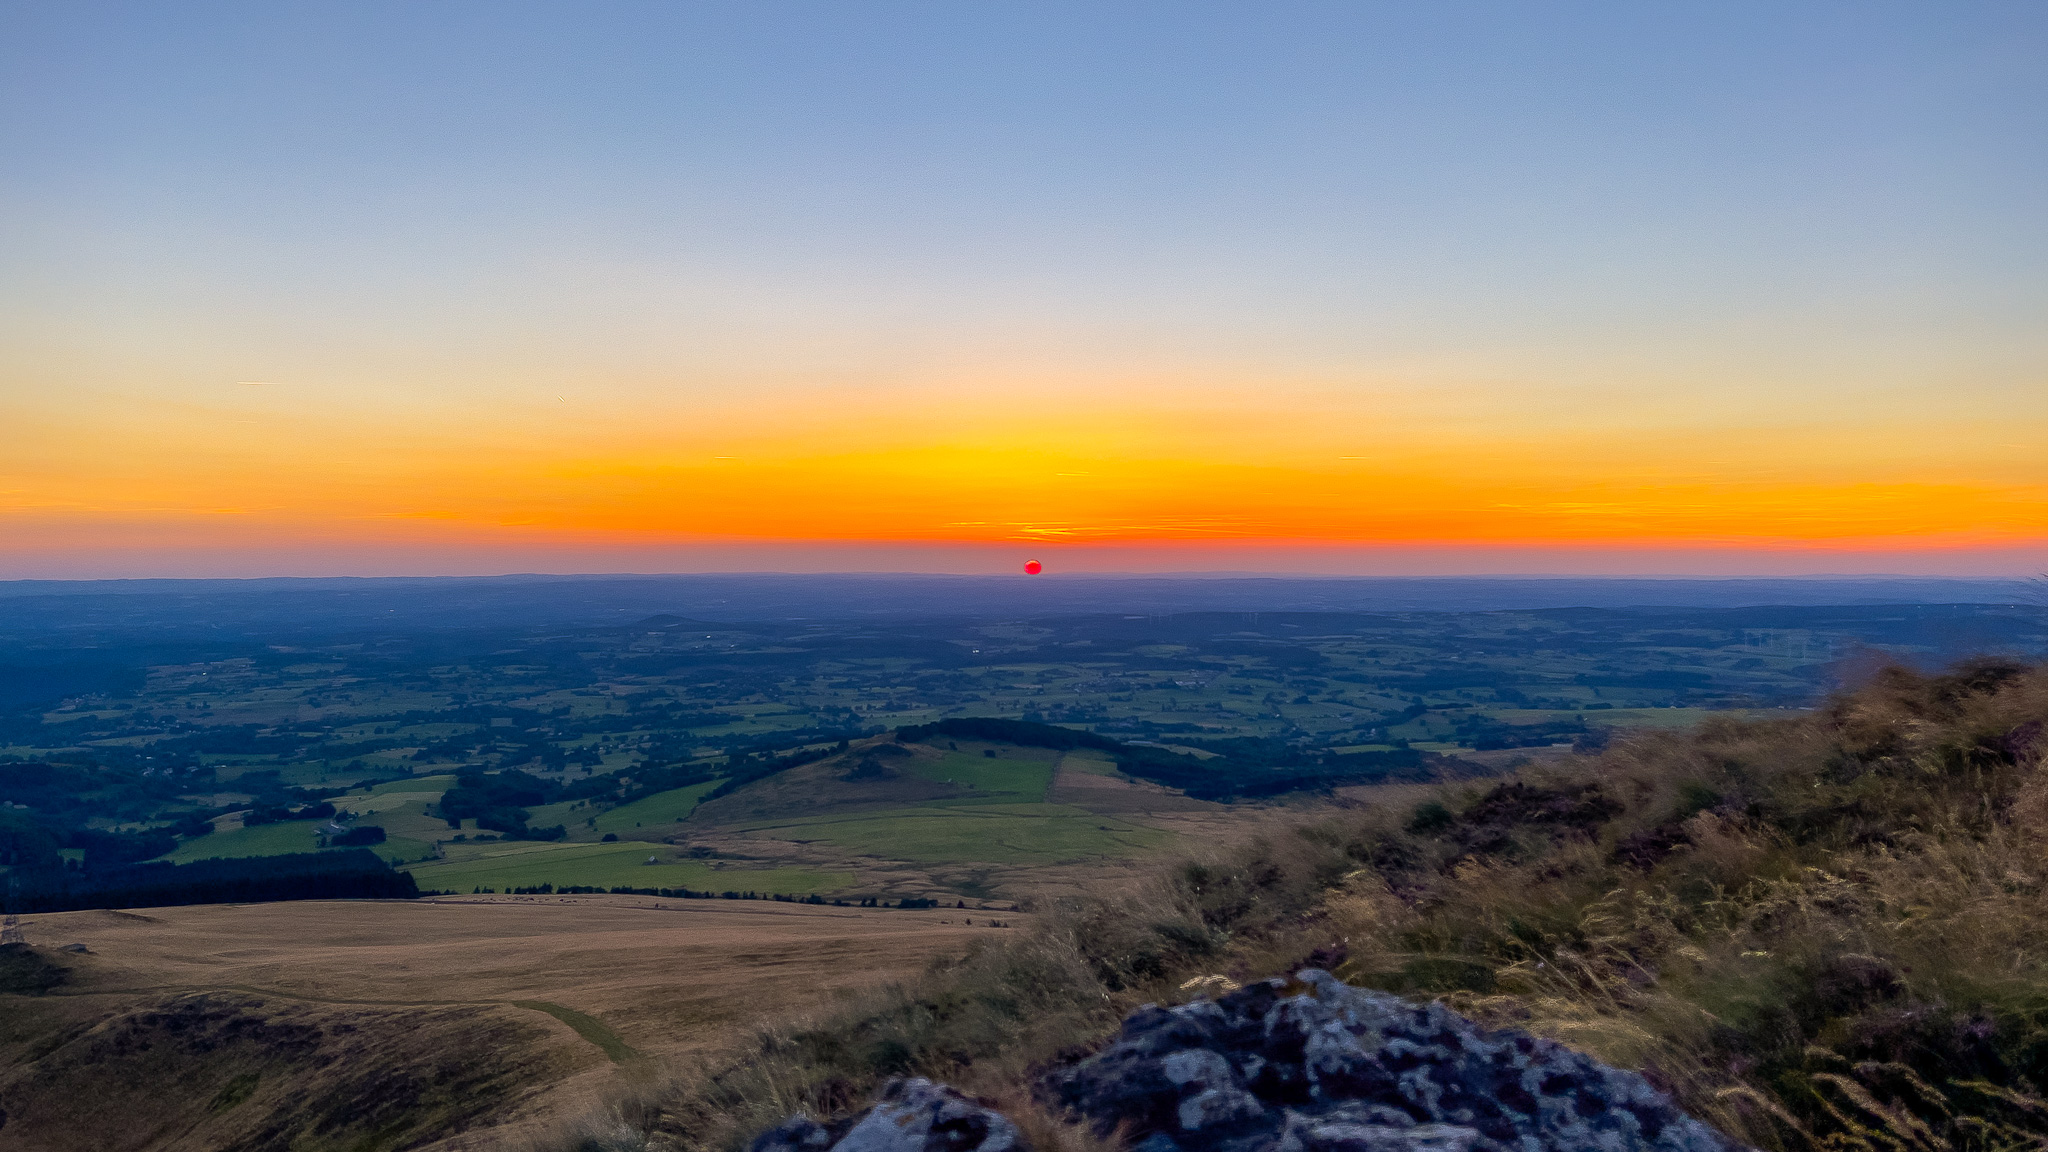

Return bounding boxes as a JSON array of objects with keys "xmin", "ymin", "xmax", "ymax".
[{"xmin": 1023, "ymin": 559, "xmax": 1043, "ymax": 575}]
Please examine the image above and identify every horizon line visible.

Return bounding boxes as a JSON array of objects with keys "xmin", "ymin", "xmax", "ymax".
[{"xmin": 3, "ymin": 570, "xmax": 2040, "ymax": 585}]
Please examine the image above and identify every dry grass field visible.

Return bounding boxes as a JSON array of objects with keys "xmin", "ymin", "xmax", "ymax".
[{"xmin": 0, "ymin": 897, "xmax": 1012, "ymax": 1151}]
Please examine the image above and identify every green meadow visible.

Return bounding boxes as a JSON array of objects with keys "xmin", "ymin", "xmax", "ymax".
[
  {"xmin": 590, "ymin": 779, "xmax": 723, "ymax": 836},
  {"xmin": 402, "ymin": 838, "xmax": 851, "ymax": 894},
  {"xmin": 158, "ymin": 817, "xmax": 434, "ymax": 867},
  {"xmin": 161, "ymin": 818, "xmax": 328, "ymax": 862},
  {"xmin": 907, "ymin": 748, "xmax": 1055, "ymax": 801}
]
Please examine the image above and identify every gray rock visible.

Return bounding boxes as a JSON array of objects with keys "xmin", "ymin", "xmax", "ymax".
[
  {"xmin": 1043, "ymin": 970, "xmax": 1745, "ymax": 1152},
  {"xmin": 751, "ymin": 1078, "xmax": 1023, "ymax": 1152},
  {"xmin": 748, "ymin": 971, "xmax": 1747, "ymax": 1152},
  {"xmin": 1294, "ymin": 1123, "xmax": 1485, "ymax": 1152},
  {"xmin": 752, "ymin": 1115, "xmax": 843, "ymax": 1152}
]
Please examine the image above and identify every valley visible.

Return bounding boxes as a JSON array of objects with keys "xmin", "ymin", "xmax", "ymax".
[{"xmin": 3, "ymin": 576, "xmax": 2044, "ymax": 1151}]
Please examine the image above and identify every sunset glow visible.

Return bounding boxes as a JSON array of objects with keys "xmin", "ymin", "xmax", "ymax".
[{"xmin": 4, "ymin": 4, "xmax": 2044, "ymax": 577}]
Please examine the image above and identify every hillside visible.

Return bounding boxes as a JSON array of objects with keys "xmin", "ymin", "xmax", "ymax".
[
  {"xmin": 9, "ymin": 653, "xmax": 2047, "ymax": 1152},
  {"xmin": 0, "ymin": 899, "xmax": 1002, "ymax": 1151},
  {"xmin": 561, "ymin": 657, "xmax": 2048, "ymax": 1152}
]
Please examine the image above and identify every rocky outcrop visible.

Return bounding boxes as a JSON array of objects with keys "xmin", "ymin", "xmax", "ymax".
[
  {"xmin": 748, "ymin": 970, "xmax": 1744, "ymax": 1152},
  {"xmin": 1045, "ymin": 970, "xmax": 1739, "ymax": 1152},
  {"xmin": 751, "ymin": 1079, "xmax": 1022, "ymax": 1152}
]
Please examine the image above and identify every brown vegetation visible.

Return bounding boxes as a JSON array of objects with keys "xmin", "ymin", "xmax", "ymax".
[
  {"xmin": 0, "ymin": 898, "xmax": 1004, "ymax": 1151},
  {"xmin": 558, "ymin": 658, "xmax": 2048, "ymax": 1152}
]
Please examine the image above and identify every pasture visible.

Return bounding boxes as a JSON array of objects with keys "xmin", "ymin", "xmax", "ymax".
[
  {"xmin": 588, "ymin": 778, "xmax": 724, "ymax": 836},
  {"xmin": 160, "ymin": 818, "xmax": 328, "ymax": 862},
  {"xmin": 907, "ymin": 746, "xmax": 1056, "ymax": 799}
]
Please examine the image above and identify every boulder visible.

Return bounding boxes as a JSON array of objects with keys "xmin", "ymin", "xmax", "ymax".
[
  {"xmin": 751, "ymin": 1078, "xmax": 1023, "ymax": 1152},
  {"xmin": 747, "ymin": 972, "xmax": 1745, "ymax": 1152},
  {"xmin": 1044, "ymin": 970, "xmax": 1741, "ymax": 1152}
]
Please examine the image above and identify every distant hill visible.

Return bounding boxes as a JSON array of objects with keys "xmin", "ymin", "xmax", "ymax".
[{"xmin": 1, "ymin": 572, "xmax": 2037, "ymax": 635}]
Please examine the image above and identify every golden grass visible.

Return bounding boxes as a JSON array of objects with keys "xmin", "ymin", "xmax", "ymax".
[{"xmin": 0, "ymin": 897, "xmax": 1007, "ymax": 1151}]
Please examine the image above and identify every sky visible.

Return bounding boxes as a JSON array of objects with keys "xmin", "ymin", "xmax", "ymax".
[{"xmin": 3, "ymin": 1, "xmax": 2045, "ymax": 578}]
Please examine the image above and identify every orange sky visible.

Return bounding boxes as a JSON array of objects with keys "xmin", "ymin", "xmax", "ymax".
[
  {"xmin": 5, "ymin": 6, "xmax": 2045, "ymax": 578},
  {"xmin": 7, "ymin": 367, "xmax": 2045, "ymax": 576}
]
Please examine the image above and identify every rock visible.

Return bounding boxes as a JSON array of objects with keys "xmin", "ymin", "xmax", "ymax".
[
  {"xmin": 751, "ymin": 1078, "xmax": 1023, "ymax": 1152},
  {"xmin": 1043, "ymin": 970, "xmax": 1744, "ymax": 1152},
  {"xmin": 752, "ymin": 1114, "xmax": 845, "ymax": 1152},
  {"xmin": 747, "ymin": 973, "xmax": 1746, "ymax": 1152},
  {"xmin": 1284, "ymin": 1120, "xmax": 1484, "ymax": 1152}
]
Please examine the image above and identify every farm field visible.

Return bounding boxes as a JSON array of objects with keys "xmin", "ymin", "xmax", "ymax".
[
  {"xmin": 160, "ymin": 817, "xmax": 329, "ymax": 862},
  {"xmin": 148, "ymin": 743, "xmax": 1189, "ymax": 898},
  {"xmin": 587, "ymin": 778, "xmax": 723, "ymax": 836},
  {"xmin": 907, "ymin": 747, "xmax": 1057, "ymax": 798},
  {"xmin": 20, "ymin": 592, "xmax": 2011, "ymax": 819},
  {"xmin": 403, "ymin": 838, "xmax": 851, "ymax": 894},
  {"xmin": 0, "ymin": 896, "xmax": 1007, "ymax": 1151}
]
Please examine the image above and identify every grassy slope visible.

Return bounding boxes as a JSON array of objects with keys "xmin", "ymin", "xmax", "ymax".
[
  {"xmin": 0, "ymin": 986, "xmax": 562, "ymax": 1152},
  {"xmin": 161, "ymin": 818, "xmax": 327, "ymax": 862},
  {"xmin": 367, "ymin": 773, "xmax": 458, "ymax": 795},
  {"xmin": 691, "ymin": 743, "xmax": 1168, "ymax": 866},
  {"xmin": 906, "ymin": 749, "xmax": 1057, "ymax": 799},
  {"xmin": 590, "ymin": 779, "xmax": 724, "ymax": 836},
  {"xmin": 565, "ymin": 658, "xmax": 2048, "ymax": 1152}
]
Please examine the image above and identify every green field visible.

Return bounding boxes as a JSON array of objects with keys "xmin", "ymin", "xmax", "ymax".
[
  {"xmin": 728, "ymin": 801, "xmax": 1168, "ymax": 865},
  {"xmin": 336, "ymin": 796, "xmax": 445, "ymax": 835},
  {"xmin": 590, "ymin": 779, "xmax": 723, "ymax": 836},
  {"xmin": 365, "ymin": 773, "xmax": 457, "ymax": 796},
  {"xmin": 908, "ymin": 749, "xmax": 1055, "ymax": 801},
  {"xmin": 402, "ymin": 839, "xmax": 851, "ymax": 894},
  {"xmin": 1057, "ymin": 752, "xmax": 1123, "ymax": 777},
  {"xmin": 162, "ymin": 819, "xmax": 328, "ymax": 862}
]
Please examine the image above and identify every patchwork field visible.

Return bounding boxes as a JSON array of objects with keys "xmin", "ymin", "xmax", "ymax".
[
  {"xmin": 148, "ymin": 739, "xmax": 1216, "ymax": 900},
  {"xmin": 405, "ymin": 839, "xmax": 851, "ymax": 894},
  {"xmin": 0, "ymin": 896, "xmax": 1010, "ymax": 1151}
]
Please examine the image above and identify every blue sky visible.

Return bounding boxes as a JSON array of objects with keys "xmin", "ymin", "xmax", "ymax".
[{"xmin": 3, "ymin": 2, "xmax": 2045, "ymax": 576}]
